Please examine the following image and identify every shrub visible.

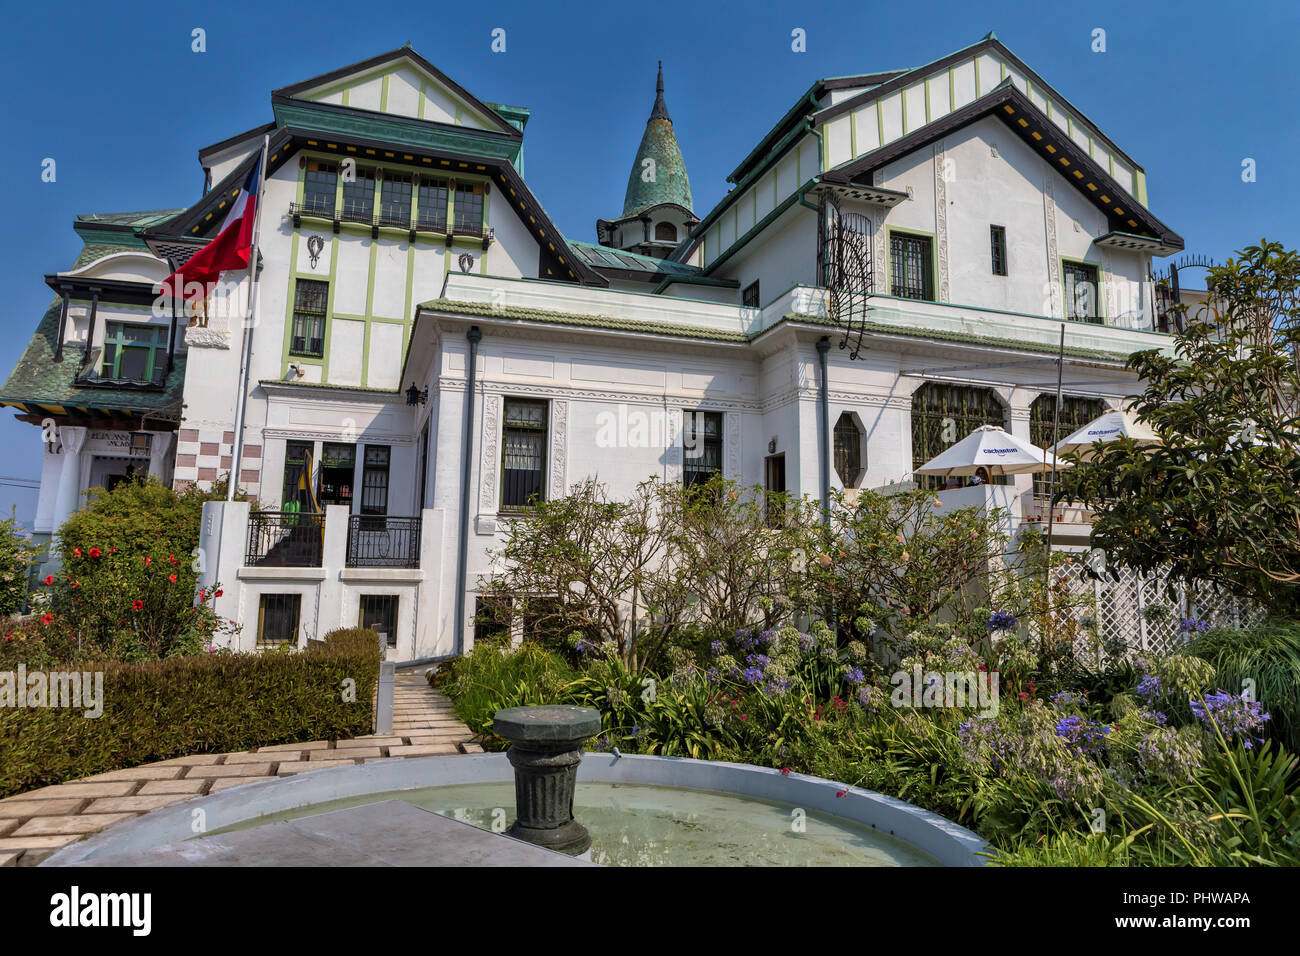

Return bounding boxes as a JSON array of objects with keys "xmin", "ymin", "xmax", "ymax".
[
  {"xmin": 37, "ymin": 477, "xmax": 231, "ymax": 659},
  {"xmin": 0, "ymin": 516, "xmax": 39, "ymax": 616},
  {"xmin": 0, "ymin": 626, "xmax": 381, "ymax": 798}
]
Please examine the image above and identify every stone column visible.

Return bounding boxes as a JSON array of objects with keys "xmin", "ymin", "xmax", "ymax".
[
  {"xmin": 51, "ymin": 425, "xmax": 88, "ymax": 533},
  {"xmin": 147, "ymin": 430, "xmax": 175, "ymax": 482},
  {"xmin": 492, "ymin": 705, "xmax": 602, "ymax": 856}
]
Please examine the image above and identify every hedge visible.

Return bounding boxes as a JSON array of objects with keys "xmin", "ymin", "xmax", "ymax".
[{"xmin": 0, "ymin": 627, "xmax": 381, "ymax": 798}]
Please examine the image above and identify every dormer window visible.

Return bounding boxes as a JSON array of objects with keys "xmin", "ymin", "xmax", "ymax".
[
  {"xmin": 654, "ymin": 221, "xmax": 677, "ymax": 242},
  {"xmin": 101, "ymin": 322, "xmax": 167, "ymax": 384}
]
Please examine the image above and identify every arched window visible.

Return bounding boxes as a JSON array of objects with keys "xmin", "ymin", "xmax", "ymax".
[
  {"xmin": 654, "ymin": 221, "xmax": 677, "ymax": 242},
  {"xmin": 834, "ymin": 412, "xmax": 866, "ymax": 488},
  {"xmin": 1029, "ymin": 394, "xmax": 1106, "ymax": 496},
  {"xmin": 910, "ymin": 383, "xmax": 1006, "ymax": 488}
]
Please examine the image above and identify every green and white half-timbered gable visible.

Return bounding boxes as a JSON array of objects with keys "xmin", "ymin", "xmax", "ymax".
[
  {"xmin": 678, "ymin": 33, "xmax": 1182, "ymax": 336},
  {"xmin": 134, "ymin": 47, "xmax": 605, "ymax": 499}
]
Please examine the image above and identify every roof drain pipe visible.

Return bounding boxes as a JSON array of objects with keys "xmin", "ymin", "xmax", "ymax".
[
  {"xmin": 454, "ymin": 325, "xmax": 482, "ymax": 658},
  {"xmin": 816, "ymin": 336, "xmax": 831, "ymax": 524}
]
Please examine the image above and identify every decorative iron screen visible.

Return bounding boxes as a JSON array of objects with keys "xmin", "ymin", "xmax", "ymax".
[{"xmin": 910, "ymin": 383, "xmax": 1005, "ymax": 488}]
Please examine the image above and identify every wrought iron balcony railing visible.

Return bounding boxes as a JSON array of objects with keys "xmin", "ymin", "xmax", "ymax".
[
  {"xmin": 346, "ymin": 514, "xmax": 422, "ymax": 568},
  {"xmin": 246, "ymin": 511, "xmax": 325, "ymax": 567}
]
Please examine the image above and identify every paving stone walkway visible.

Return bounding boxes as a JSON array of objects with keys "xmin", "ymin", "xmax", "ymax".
[{"xmin": 0, "ymin": 671, "xmax": 482, "ymax": 868}]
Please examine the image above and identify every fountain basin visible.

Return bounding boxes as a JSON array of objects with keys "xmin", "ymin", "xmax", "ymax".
[{"xmin": 42, "ymin": 753, "xmax": 990, "ymax": 867}]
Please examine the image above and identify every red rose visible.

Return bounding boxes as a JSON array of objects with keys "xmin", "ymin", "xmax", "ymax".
[
  {"xmin": 168, "ymin": 554, "xmax": 177, "ymax": 564},
  {"xmin": 214, "ymin": 589, "xmax": 223, "ymax": 598},
  {"xmin": 40, "ymin": 613, "xmax": 54, "ymax": 625},
  {"xmin": 131, "ymin": 600, "xmax": 144, "ymax": 610},
  {"xmin": 169, "ymin": 573, "xmax": 178, "ymax": 583},
  {"xmin": 145, "ymin": 556, "xmax": 151, "ymax": 567},
  {"xmin": 73, "ymin": 547, "xmax": 82, "ymax": 557},
  {"xmin": 89, "ymin": 547, "xmax": 101, "ymax": 558},
  {"xmin": 43, "ymin": 575, "xmax": 53, "ymax": 586}
]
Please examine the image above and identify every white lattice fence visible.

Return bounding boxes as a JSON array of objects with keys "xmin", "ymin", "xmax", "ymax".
[{"xmin": 1052, "ymin": 561, "xmax": 1263, "ymax": 665}]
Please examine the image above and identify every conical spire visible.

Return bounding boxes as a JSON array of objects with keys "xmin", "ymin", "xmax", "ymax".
[
  {"xmin": 650, "ymin": 60, "xmax": 669, "ymax": 121},
  {"xmin": 621, "ymin": 62, "xmax": 693, "ymax": 218}
]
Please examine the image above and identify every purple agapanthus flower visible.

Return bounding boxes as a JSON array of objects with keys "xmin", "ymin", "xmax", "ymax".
[{"xmin": 1190, "ymin": 690, "xmax": 1271, "ymax": 746}]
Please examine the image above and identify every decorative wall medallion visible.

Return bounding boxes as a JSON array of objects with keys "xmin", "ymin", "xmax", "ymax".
[
  {"xmin": 458, "ymin": 253, "xmax": 475, "ymax": 273},
  {"xmin": 479, "ymin": 394, "xmax": 500, "ymax": 512},
  {"xmin": 550, "ymin": 400, "xmax": 568, "ymax": 500},
  {"xmin": 307, "ymin": 235, "xmax": 324, "ymax": 268}
]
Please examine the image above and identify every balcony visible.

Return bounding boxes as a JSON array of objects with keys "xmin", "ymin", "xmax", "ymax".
[
  {"xmin": 246, "ymin": 511, "xmax": 324, "ymax": 567},
  {"xmin": 346, "ymin": 515, "xmax": 422, "ymax": 569}
]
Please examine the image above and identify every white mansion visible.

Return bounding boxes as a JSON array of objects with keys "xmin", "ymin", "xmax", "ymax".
[{"xmin": 2, "ymin": 34, "xmax": 1187, "ymax": 659}]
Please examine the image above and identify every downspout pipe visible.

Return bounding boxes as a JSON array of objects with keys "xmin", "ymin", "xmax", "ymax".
[
  {"xmin": 816, "ymin": 336, "xmax": 831, "ymax": 524},
  {"xmin": 454, "ymin": 325, "xmax": 482, "ymax": 656}
]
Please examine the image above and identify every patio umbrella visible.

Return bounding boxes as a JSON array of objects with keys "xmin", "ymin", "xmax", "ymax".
[
  {"xmin": 915, "ymin": 425, "xmax": 1053, "ymax": 477},
  {"xmin": 1049, "ymin": 407, "xmax": 1159, "ymax": 460}
]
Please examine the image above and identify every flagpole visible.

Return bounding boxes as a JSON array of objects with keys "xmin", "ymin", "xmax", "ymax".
[{"xmin": 228, "ymin": 135, "xmax": 271, "ymax": 502}]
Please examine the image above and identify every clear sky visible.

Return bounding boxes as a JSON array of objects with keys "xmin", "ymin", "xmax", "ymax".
[{"xmin": 1, "ymin": 0, "xmax": 1296, "ymax": 523}]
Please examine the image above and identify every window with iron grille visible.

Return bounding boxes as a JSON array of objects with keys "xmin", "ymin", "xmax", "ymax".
[
  {"xmin": 319, "ymin": 442, "xmax": 355, "ymax": 509},
  {"xmin": 417, "ymin": 177, "xmax": 449, "ymax": 231},
  {"xmin": 833, "ymin": 412, "xmax": 864, "ymax": 487},
  {"xmin": 360, "ymin": 445, "xmax": 389, "ymax": 515},
  {"xmin": 453, "ymin": 182, "xmax": 484, "ymax": 234},
  {"xmin": 359, "ymin": 594, "xmax": 398, "ymax": 648},
  {"xmin": 282, "ymin": 440, "xmax": 313, "ymax": 509},
  {"xmin": 303, "ymin": 161, "xmax": 337, "ymax": 216},
  {"xmin": 990, "ymin": 225, "xmax": 1008, "ymax": 276},
  {"xmin": 910, "ymin": 383, "xmax": 1005, "ymax": 489},
  {"xmin": 101, "ymin": 322, "xmax": 167, "ymax": 383},
  {"xmin": 889, "ymin": 232, "xmax": 934, "ymax": 300},
  {"xmin": 742, "ymin": 281, "xmax": 760, "ymax": 309},
  {"xmin": 682, "ymin": 410, "xmax": 723, "ymax": 488},
  {"xmin": 379, "ymin": 173, "xmax": 412, "ymax": 227},
  {"xmin": 340, "ymin": 168, "xmax": 375, "ymax": 222},
  {"xmin": 257, "ymin": 593, "xmax": 301, "ymax": 647},
  {"xmin": 1029, "ymin": 394, "xmax": 1106, "ymax": 497},
  {"xmin": 290, "ymin": 279, "xmax": 328, "ymax": 357},
  {"xmin": 501, "ymin": 398, "xmax": 547, "ymax": 509},
  {"xmin": 1063, "ymin": 261, "xmax": 1101, "ymax": 323}
]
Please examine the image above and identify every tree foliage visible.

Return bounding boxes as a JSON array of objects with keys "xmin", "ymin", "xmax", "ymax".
[{"xmin": 1058, "ymin": 240, "xmax": 1300, "ymax": 615}]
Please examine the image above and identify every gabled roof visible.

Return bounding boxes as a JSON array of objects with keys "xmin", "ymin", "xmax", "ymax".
[
  {"xmin": 813, "ymin": 34, "xmax": 1144, "ymax": 173},
  {"xmin": 273, "ymin": 46, "xmax": 522, "ymax": 139},
  {"xmin": 568, "ymin": 239, "xmax": 709, "ymax": 284},
  {"xmin": 144, "ymin": 127, "xmax": 607, "ymax": 286},
  {"xmin": 726, "ymin": 70, "xmax": 908, "ymax": 186},
  {"xmin": 821, "ymin": 79, "xmax": 1182, "ymax": 252}
]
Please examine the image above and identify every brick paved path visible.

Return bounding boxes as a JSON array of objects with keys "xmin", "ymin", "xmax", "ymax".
[{"xmin": 0, "ymin": 672, "xmax": 481, "ymax": 867}]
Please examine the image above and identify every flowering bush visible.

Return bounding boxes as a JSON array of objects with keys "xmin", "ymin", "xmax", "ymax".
[
  {"xmin": 1189, "ymin": 690, "xmax": 1271, "ymax": 746},
  {"xmin": 37, "ymin": 478, "xmax": 233, "ymax": 662}
]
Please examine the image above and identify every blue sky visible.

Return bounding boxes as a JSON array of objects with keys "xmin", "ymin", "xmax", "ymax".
[{"xmin": 1, "ymin": 0, "xmax": 1296, "ymax": 523}]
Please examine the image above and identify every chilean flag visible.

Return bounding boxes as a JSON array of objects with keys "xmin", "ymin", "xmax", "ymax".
[{"xmin": 161, "ymin": 155, "xmax": 262, "ymax": 301}]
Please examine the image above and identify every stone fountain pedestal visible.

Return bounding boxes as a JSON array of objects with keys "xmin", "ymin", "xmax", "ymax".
[{"xmin": 493, "ymin": 705, "xmax": 602, "ymax": 856}]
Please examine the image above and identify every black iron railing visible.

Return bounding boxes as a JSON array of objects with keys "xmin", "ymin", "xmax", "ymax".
[
  {"xmin": 246, "ymin": 511, "xmax": 325, "ymax": 567},
  {"xmin": 346, "ymin": 514, "xmax": 421, "ymax": 568}
]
